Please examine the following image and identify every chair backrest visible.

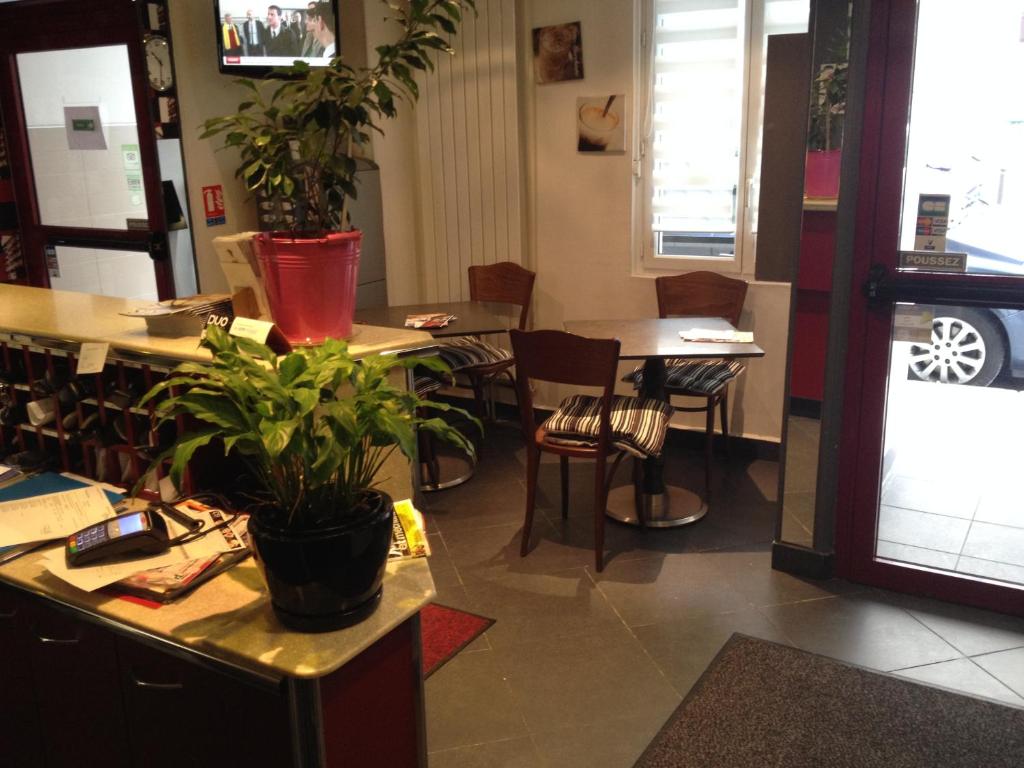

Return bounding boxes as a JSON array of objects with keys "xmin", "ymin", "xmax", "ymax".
[
  {"xmin": 509, "ymin": 329, "xmax": 620, "ymax": 441},
  {"xmin": 468, "ymin": 261, "xmax": 536, "ymax": 330},
  {"xmin": 655, "ymin": 271, "xmax": 748, "ymax": 325}
]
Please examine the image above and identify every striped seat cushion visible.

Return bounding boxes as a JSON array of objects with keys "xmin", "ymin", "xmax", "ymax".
[
  {"xmin": 436, "ymin": 336, "xmax": 513, "ymax": 372},
  {"xmin": 413, "ymin": 375, "xmax": 443, "ymax": 399},
  {"xmin": 624, "ymin": 359, "xmax": 744, "ymax": 395},
  {"xmin": 541, "ymin": 394, "xmax": 673, "ymax": 458}
]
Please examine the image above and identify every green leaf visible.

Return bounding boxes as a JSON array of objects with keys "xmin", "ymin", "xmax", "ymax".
[
  {"xmin": 168, "ymin": 429, "xmax": 220, "ymax": 490},
  {"xmin": 260, "ymin": 418, "xmax": 298, "ymax": 458}
]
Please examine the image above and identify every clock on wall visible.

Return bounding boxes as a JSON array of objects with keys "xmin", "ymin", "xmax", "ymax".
[{"xmin": 144, "ymin": 34, "xmax": 173, "ymax": 92}]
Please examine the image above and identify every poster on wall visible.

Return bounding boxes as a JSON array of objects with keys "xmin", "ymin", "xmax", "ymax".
[
  {"xmin": 533, "ymin": 22, "xmax": 583, "ymax": 84},
  {"xmin": 64, "ymin": 106, "xmax": 106, "ymax": 151},
  {"xmin": 577, "ymin": 95, "xmax": 625, "ymax": 153}
]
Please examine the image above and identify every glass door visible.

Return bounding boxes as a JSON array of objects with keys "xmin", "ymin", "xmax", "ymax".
[
  {"xmin": 0, "ymin": 0, "xmax": 174, "ymax": 299},
  {"xmin": 840, "ymin": 0, "xmax": 1024, "ymax": 614}
]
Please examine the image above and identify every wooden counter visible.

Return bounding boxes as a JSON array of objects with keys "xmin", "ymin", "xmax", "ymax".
[
  {"xmin": 0, "ymin": 283, "xmax": 435, "ymax": 363},
  {"xmin": 0, "ymin": 285, "xmax": 437, "ymax": 767}
]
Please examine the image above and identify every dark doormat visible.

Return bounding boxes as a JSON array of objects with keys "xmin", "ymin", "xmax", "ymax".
[
  {"xmin": 420, "ymin": 603, "xmax": 495, "ymax": 678},
  {"xmin": 635, "ymin": 634, "xmax": 1024, "ymax": 768}
]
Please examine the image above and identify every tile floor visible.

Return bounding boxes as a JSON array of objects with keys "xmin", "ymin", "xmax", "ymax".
[
  {"xmin": 420, "ymin": 426, "xmax": 1024, "ymax": 767},
  {"xmin": 877, "ymin": 348, "xmax": 1024, "ymax": 586}
]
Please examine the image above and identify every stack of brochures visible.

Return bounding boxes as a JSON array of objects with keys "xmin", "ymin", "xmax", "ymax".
[
  {"xmin": 112, "ymin": 500, "xmax": 250, "ymax": 603},
  {"xmin": 404, "ymin": 312, "xmax": 456, "ymax": 329}
]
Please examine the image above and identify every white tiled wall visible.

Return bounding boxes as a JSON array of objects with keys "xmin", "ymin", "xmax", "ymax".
[
  {"xmin": 27, "ymin": 125, "xmax": 148, "ymax": 230},
  {"xmin": 48, "ymin": 245, "xmax": 157, "ymax": 301}
]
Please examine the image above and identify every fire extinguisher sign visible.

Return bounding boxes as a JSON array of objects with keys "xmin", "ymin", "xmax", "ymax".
[{"xmin": 202, "ymin": 185, "xmax": 226, "ymax": 226}]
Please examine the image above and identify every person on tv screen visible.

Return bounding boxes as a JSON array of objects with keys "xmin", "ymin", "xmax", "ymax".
[
  {"xmin": 300, "ymin": 1, "xmax": 324, "ymax": 57},
  {"xmin": 222, "ymin": 13, "xmax": 244, "ymax": 56},
  {"xmin": 265, "ymin": 5, "xmax": 298, "ymax": 57},
  {"xmin": 241, "ymin": 9, "xmax": 266, "ymax": 56},
  {"xmin": 291, "ymin": 10, "xmax": 306, "ymax": 50},
  {"xmin": 309, "ymin": 2, "xmax": 336, "ymax": 59}
]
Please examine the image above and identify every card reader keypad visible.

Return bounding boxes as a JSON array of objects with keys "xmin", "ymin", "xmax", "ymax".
[{"xmin": 69, "ymin": 524, "xmax": 108, "ymax": 553}]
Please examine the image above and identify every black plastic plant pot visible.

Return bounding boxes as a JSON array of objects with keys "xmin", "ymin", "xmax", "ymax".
[{"xmin": 248, "ymin": 491, "xmax": 394, "ymax": 633}]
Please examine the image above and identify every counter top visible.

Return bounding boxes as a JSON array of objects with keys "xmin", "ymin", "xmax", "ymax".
[
  {"xmin": 0, "ymin": 283, "xmax": 438, "ymax": 681},
  {"xmin": 0, "ymin": 542, "xmax": 434, "ymax": 681},
  {"xmin": 0, "ymin": 284, "xmax": 436, "ymax": 363}
]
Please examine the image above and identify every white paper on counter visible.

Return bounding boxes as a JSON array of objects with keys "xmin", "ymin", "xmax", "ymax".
[
  {"xmin": 43, "ymin": 503, "xmax": 245, "ymax": 592},
  {"xmin": 0, "ymin": 486, "xmax": 117, "ymax": 546},
  {"xmin": 679, "ymin": 329, "xmax": 754, "ymax": 343}
]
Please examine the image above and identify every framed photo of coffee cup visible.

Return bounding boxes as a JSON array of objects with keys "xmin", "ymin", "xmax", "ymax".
[
  {"xmin": 577, "ymin": 95, "xmax": 625, "ymax": 153},
  {"xmin": 533, "ymin": 22, "xmax": 583, "ymax": 84}
]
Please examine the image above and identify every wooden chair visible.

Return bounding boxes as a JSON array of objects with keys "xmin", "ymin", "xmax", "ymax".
[
  {"xmin": 648, "ymin": 271, "xmax": 748, "ymax": 500},
  {"xmin": 510, "ymin": 330, "xmax": 627, "ymax": 572},
  {"xmin": 436, "ymin": 262, "xmax": 535, "ymax": 420}
]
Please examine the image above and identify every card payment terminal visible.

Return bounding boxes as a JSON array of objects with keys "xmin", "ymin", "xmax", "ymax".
[{"xmin": 65, "ymin": 509, "xmax": 171, "ymax": 567}]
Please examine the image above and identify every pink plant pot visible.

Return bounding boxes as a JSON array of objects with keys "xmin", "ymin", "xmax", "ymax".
[
  {"xmin": 253, "ymin": 230, "xmax": 362, "ymax": 344},
  {"xmin": 804, "ymin": 149, "xmax": 842, "ymax": 198}
]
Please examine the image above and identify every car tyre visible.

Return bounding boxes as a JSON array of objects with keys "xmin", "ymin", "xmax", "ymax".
[{"xmin": 907, "ymin": 306, "xmax": 1005, "ymax": 386}]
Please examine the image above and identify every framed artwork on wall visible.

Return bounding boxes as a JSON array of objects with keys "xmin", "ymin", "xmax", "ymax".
[{"xmin": 533, "ymin": 21, "xmax": 583, "ymax": 84}]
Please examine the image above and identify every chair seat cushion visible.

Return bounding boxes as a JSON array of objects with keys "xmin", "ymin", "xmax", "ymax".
[
  {"xmin": 541, "ymin": 394, "xmax": 673, "ymax": 458},
  {"xmin": 413, "ymin": 375, "xmax": 443, "ymax": 399},
  {"xmin": 623, "ymin": 359, "xmax": 744, "ymax": 395},
  {"xmin": 436, "ymin": 336, "xmax": 513, "ymax": 372}
]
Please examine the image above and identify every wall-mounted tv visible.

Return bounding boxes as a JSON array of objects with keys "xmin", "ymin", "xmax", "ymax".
[{"xmin": 214, "ymin": 1, "xmax": 340, "ymax": 77}]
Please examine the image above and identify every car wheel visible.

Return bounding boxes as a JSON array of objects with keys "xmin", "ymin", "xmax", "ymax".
[{"xmin": 907, "ymin": 307, "xmax": 1006, "ymax": 386}]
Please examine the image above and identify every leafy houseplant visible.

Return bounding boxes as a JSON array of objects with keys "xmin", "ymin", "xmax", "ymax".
[
  {"xmin": 140, "ymin": 325, "xmax": 477, "ymax": 630},
  {"xmin": 807, "ymin": 60, "xmax": 848, "ymax": 152},
  {"xmin": 200, "ymin": 0, "xmax": 476, "ymax": 343}
]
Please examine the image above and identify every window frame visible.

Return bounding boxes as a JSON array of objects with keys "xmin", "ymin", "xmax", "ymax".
[{"xmin": 632, "ymin": 0, "xmax": 783, "ymax": 279}]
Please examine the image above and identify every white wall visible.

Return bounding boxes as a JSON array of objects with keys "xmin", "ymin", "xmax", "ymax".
[
  {"xmin": 520, "ymin": 0, "xmax": 788, "ymax": 442},
  {"xmin": 170, "ymin": 0, "xmax": 260, "ymax": 295}
]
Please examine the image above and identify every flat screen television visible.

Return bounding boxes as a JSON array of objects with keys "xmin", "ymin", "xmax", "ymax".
[{"xmin": 214, "ymin": 2, "xmax": 340, "ymax": 77}]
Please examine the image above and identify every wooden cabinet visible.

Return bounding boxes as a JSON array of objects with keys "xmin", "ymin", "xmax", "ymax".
[
  {"xmin": 0, "ymin": 584, "xmax": 41, "ymax": 766},
  {"xmin": 117, "ymin": 638, "xmax": 291, "ymax": 768},
  {"xmin": 0, "ymin": 584, "xmax": 291, "ymax": 768}
]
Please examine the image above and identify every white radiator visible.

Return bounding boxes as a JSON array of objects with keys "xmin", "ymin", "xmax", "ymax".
[{"xmin": 414, "ymin": 0, "xmax": 524, "ymax": 303}]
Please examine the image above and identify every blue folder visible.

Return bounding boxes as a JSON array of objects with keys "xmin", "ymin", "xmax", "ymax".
[{"xmin": 0, "ymin": 472, "xmax": 124, "ymax": 506}]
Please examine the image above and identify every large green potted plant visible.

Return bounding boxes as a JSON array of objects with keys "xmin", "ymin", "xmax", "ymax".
[
  {"xmin": 201, "ymin": 0, "xmax": 476, "ymax": 344},
  {"xmin": 139, "ymin": 325, "xmax": 476, "ymax": 631}
]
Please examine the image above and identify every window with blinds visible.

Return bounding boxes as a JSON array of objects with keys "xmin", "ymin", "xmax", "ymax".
[{"xmin": 639, "ymin": 0, "xmax": 808, "ymax": 268}]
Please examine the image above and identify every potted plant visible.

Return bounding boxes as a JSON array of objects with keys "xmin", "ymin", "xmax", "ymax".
[
  {"xmin": 805, "ymin": 53, "xmax": 848, "ymax": 199},
  {"xmin": 138, "ymin": 325, "xmax": 477, "ymax": 631},
  {"xmin": 200, "ymin": 0, "xmax": 476, "ymax": 344}
]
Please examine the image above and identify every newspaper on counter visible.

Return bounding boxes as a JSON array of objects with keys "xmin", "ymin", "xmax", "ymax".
[{"xmin": 389, "ymin": 499, "xmax": 430, "ymax": 559}]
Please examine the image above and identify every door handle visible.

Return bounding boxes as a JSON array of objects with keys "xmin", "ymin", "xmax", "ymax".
[{"xmin": 864, "ymin": 264, "xmax": 888, "ymax": 301}]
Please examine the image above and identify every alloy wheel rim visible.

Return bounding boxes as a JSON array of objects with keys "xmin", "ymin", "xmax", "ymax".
[{"xmin": 908, "ymin": 316, "xmax": 986, "ymax": 384}]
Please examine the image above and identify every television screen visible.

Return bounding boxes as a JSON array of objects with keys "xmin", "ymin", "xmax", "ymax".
[{"xmin": 215, "ymin": 2, "xmax": 339, "ymax": 77}]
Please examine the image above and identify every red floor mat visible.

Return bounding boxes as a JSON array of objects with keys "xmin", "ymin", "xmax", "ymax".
[{"xmin": 420, "ymin": 602, "xmax": 495, "ymax": 678}]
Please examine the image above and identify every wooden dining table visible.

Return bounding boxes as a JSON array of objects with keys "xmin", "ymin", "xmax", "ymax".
[
  {"xmin": 355, "ymin": 300, "xmax": 519, "ymax": 492},
  {"xmin": 563, "ymin": 316, "xmax": 765, "ymax": 527},
  {"xmin": 355, "ymin": 300, "xmax": 517, "ymax": 339}
]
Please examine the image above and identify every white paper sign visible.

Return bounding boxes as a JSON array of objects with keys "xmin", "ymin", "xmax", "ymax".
[
  {"xmin": 77, "ymin": 342, "xmax": 110, "ymax": 375},
  {"xmin": 229, "ymin": 316, "xmax": 274, "ymax": 344},
  {"xmin": 64, "ymin": 106, "xmax": 107, "ymax": 151}
]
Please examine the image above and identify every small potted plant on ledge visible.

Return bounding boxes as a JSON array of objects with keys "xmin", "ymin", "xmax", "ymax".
[
  {"xmin": 201, "ymin": 0, "xmax": 476, "ymax": 344},
  {"xmin": 805, "ymin": 55, "xmax": 848, "ymax": 199},
  {"xmin": 138, "ymin": 326, "xmax": 476, "ymax": 631}
]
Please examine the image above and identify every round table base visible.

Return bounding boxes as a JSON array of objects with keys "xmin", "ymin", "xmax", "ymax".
[
  {"xmin": 605, "ymin": 484, "xmax": 707, "ymax": 528},
  {"xmin": 420, "ymin": 447, "xmax": 476, "ymax": 492}
]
